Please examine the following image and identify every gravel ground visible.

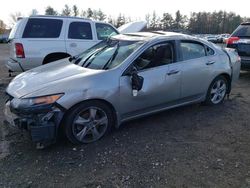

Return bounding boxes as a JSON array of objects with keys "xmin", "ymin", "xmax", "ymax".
[{"xmin": 0, "ymin": 43, "xmax": 250, "ymax": 188}]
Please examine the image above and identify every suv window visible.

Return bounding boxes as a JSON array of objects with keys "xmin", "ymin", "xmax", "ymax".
[
  {"xmin": 134, "ymin": 42, "xmax": 174, "ymax": 71},
  {"xmin": 68, "ymin": 22, "xmax": 93, "ymax": 40},
  {"xmin": 96, "ymin": 23, "xmax": 118, "ymax": 40},
  {"xmin": 9, "ymin": 19, "xmax": 22, "ymax": 39},
  {"xmin": 23, "ymin": 18, "xmax": 63, "ymax": 38},
  {"xmin": 232, "ymin": 25, "xmax": 250, "ymax": 38},
  {"xmin": 180, "ymin": 42, "xmax": 206, "ymax": 60}
]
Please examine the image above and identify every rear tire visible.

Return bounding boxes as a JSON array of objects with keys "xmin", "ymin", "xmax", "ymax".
[
  {"xmin": 64, "ymin": 101, "xmax": 114, "ymax": 144},
  {"xmin": 205, "ymin": 76, "xmax": 228, "ymax": 105}
]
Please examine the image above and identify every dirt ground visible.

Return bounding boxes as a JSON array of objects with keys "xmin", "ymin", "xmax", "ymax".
[{"xmin": 0, "ymin": 43, "xmax": 250, "ymax": 188}]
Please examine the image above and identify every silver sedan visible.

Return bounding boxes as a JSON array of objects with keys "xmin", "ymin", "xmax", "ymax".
[{"xmin": 5, "ymin": 32, "xmax": 241, "ymax": 148}]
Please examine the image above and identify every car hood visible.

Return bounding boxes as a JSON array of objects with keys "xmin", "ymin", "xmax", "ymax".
[
  {"xmin": 6, "ymin": 58, "xmax": 101, "ymax": 98},
  {"xmin": 118, "ymin": 21, "xmax": 147, "ymax": 34}
]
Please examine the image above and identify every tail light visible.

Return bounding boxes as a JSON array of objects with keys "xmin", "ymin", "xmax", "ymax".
[
  {"xmin": 15, "ymin": 43, "xmax": 25, "ymax": 58},
  {"xmin": 226, "ymin": 37, "xmax": 240, "ymax": 45}
]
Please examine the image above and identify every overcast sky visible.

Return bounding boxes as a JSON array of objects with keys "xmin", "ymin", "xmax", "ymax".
[{"xmin": 1, "ymin": 0, "xmax": 249, "ymax": 26}]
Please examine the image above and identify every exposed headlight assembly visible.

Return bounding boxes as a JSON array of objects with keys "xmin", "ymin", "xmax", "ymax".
[{"xmin": 11, "ymin": 94, "xmax": 64, "ymax": 113}]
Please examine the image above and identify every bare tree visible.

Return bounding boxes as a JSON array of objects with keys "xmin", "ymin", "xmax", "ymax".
[
  {"xmin": 30, "ymin": 9, "xmax": 38, "ymax": 16},
  {"xmin": 0, "ymin": 20, "xmax": 6, "ymax": 34},
  {"xmin": 116, "ymin": 13, "xmax": 126, "ymax": 27},
  {"xmin": 107, "ymin": 15, "xmax": 115, "ymax": 25},
  {"xmin": 9, "ymin": 12, "xmax": 23, "ymax": 26},
  {"xmin": 80, "ymin": 10, "xmax": 87, "ymax": 18},
  {"xmin": 62, "ymin": 4, "xmax": 71, "ymax": 16},
  {"xmin": 92, "ymin": 10, "xmax": 98, "ymax": 20}
]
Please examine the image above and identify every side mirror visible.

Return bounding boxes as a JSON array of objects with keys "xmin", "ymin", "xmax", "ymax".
[{"xmin": 131, "ymin": 68, "xmax": 144, "ymax": 97}]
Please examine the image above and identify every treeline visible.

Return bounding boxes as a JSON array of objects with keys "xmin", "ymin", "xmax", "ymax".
[
  {"xmin": 144, "ymin": 10, "xmax": 250, "ymax": 34},
  {"xmin": 45, "ymin": 5, "xmax": 250, "ymax": 34},
  {"xmin": 44, "ymin": 5, "xmax": 131, "ymax": 28},
  {"xmin": 8, "ymin": 4, "xmax": 250, "ymax": 34}
]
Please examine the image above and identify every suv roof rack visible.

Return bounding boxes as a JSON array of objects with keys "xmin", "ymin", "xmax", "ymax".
[{"xmin": 29, "ymin": 15, "xmax": 92, "ymax": 21}]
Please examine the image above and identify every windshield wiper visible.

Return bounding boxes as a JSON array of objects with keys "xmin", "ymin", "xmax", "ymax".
[
  {"xmin": 82, "ymin": 50, "xmax": 99, "ymax": 67},
  {"xmin": 102, "ymin": 43, "xmax": 120, "ymax": 70},
  {"xmin": 83, "ymin": 46, "xmax": 109, "ymax": 68}
]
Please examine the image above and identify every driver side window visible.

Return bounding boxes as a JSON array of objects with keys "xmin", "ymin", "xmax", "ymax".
[{"xmin": 134, "ymin": 42, "xmax": 174, "ymax": 71}]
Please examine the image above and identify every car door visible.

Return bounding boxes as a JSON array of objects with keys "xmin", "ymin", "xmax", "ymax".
[
  {"xmin": 177, "ymin": 40, "xmax": 213, "ymax": 100},
  {"xmin": 65, "ymin": 21, "xmax": 98, "ymax": 56},
  {"xmin": 119, "ymin": 41, "xmax": 181, "ymax": 118}
]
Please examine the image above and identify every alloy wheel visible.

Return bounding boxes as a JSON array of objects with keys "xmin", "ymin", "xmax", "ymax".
[
  {"xmin": 210, "ymin": 79, "xmax": 227, "ymax": 104},
  {"xmin": 72, "ymin": 107, "xmax": 108, "ymax": 143}
]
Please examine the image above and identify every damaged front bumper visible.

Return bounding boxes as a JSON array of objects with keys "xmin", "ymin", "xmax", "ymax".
[{"xmin": 4, "ymin": 97, "xmax": 65, "ymax": 147}]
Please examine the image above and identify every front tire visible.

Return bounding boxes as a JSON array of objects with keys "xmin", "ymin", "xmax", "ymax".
[
  {"xmin": 205, "ymin": 76, "xmax": 228, "ymax": 105},
  {"xmin": 64, "ymin": 101, "xmax": 114, "ymax": 144}
]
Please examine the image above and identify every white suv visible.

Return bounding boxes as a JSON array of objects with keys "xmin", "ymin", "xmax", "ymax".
[{"xmin": 6, "ymin": 15, "xmax": 145, "ymax": 73}]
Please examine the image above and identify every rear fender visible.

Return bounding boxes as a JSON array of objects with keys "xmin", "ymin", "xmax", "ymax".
[{"xmin": 223, "ymin": 48, "xmax": 241, "ymax": 83}]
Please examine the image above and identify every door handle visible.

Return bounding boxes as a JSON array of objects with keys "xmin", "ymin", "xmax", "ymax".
[
  {"xmin": 70, "ymin": 43, "xmax": 77, "ymax": 47},
  {"xmin": 167, "ymin": 70, "xmax": 179, "ymax": 75},
  {"xmin": 206, "ymin": 61, "xmax": 215, "ymax": 65}
]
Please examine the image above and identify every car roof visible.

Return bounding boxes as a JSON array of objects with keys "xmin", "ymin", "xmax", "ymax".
[{"xmin": 112, "ymin": 31, "xmax": 217, "ymax": 49}]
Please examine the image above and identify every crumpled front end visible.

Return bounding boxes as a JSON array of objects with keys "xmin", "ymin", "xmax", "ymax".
[{"xmin": 4, "ymin": 93, "xmax": 65, "ymax": 148}]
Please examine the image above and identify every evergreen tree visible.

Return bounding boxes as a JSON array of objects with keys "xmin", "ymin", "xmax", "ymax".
[
  {"xmin": 72, "ymin": 5, "xmax": 79, "ymax": 17},
  {"xmin": 45, "ymin": 6, "xmax": 58, "ymax": 15},
  {"xmin": 86, "ymin": 8, "xmax": 93, "ymax": 18},
  {"xmin": 30, "ymin": 9, "xmax": 38, "ymax": 16},
  {"xmin": 161, "ymin": 13, "xmax": 174, "ymax": 30},
  {"xmin": 173, "ymin": 10, "xmax": 187, "ymax": 30}
]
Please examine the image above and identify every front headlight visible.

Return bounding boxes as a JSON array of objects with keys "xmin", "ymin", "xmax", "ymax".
[{"xmin": 11, "ymin": 94, "xmax": 64, "ymax": 110}]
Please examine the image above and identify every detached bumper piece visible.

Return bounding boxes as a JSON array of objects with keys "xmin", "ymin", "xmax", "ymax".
[{"xmin": 14, "ymin": 114, "xmax": 58, "ymax": 143}]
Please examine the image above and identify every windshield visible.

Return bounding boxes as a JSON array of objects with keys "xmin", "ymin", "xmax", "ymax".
[{"xmin": 74, "ymin": 39, "xmax": 143, "ymax": 70}]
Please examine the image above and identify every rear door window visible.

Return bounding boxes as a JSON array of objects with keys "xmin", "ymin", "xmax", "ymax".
[
  {"xmin": 95, "ymin": 23, "xmax": 118, "ymax": 40},
  {"xmin": 68, "ymin": 22, "xmax": 93, "ymax": 40},
  {"xmin": 180, "ymin": 41, "xmax": 206, "ymax": 61},
  {"xmin": 232, "ymin": 25, "xmax": 250, "ymax": 38},
  {"xmin": 22, "ymin": 18, "xmax": 63, "ymax": 38}
]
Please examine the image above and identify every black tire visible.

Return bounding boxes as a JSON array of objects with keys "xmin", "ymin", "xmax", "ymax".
[
  {"xmin": 64, "ymin": 101, "xmax": 114, "ymax": 144},
  {"xmin": 205, "ymin": 75, "xmax": 228, "ymax": 105}
]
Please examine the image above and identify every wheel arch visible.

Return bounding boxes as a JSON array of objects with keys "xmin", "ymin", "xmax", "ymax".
[
  {"xmin": 60, "ymin": 98, "xmax": 119, "ymax": 129},
  {"xmin": 218, "ymin": 73, "xmax": 232, "ymax": 94},
  {"xmin": 43, "ymin": 52, "xmax": 71, "ymax": 64}
]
